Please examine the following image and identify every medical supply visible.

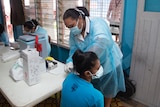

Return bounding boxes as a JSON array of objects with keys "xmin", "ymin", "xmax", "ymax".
[
  {"xmin": 45, "ymin": 56, "xmax": 54, "ymax": 61},
  {"xmin": 18, "ymin": 34, "xmax": 48, "ymax": 58},
  {"xmin": 45, "ymin": 57, "xmax": 57, "ymax": 71},
  {"xmin": 1, "ymin": 50, "xmax": 20, "ymax": 62},
  {"xmin": 21, "ymin": 46, "xmax": 46, "ymax": 86}
]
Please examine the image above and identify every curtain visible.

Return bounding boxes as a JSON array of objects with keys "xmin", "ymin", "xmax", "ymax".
[
  {"xmin": 10, "ymin": 0, "xmax": 25, "ymax": 41},
  {"xmin": 0, "ymin": 1, "xmax": 4, "ymax": 24},
  {"xmin": 10, "ymin": 0, "xmax": 25, "ymax": 25}
]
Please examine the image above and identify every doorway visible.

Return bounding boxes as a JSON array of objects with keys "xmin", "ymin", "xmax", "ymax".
[{"xmin": 130, "ymin": 0, "xmax": 160, "ymax": 106}]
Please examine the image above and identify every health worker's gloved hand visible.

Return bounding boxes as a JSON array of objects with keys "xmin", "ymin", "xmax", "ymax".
[{"xmin": 64, "ymin": 62, "xmax": 73, "ymax": 73}]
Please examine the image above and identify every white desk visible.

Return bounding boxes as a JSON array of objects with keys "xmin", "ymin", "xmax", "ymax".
[{"xmin": 0, "ymin": 48, "xmax": 67, "ymax": 107}]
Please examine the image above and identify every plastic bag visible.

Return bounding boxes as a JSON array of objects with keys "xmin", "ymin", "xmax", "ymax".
[{"xmin": 9, "ymin": 58, "xmax": 24, "ymax": 81}]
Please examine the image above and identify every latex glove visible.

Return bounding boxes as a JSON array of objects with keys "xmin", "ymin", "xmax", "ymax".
[{"xmin": 64, "ymin": 62, "xmax": 73, "ymax": 73}]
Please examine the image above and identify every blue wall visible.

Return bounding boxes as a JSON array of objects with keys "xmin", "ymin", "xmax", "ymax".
[
  {"xmin": 121, "ymin": 0, "xmax": 137, "ymax": 75},
  {"xmin": 50, "ymin": 45, "xmax": 69, "ymax": 63},
  {"xmin": 145, "ymin": 0, "xmax": 160, "ymax": 12}
]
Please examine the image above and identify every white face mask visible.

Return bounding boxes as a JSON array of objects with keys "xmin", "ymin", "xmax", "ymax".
[{"xmin": 89, "ymin": 65, "xmax": 104, "ymax": 79}]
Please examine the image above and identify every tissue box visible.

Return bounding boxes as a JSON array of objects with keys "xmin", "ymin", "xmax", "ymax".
[{"xmin": 21, "ymin": 48, "xmax": 42, "ymax": 86}]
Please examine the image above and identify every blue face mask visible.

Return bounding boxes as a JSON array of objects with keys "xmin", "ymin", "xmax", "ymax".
[{"xmin": 70, "ymin": 19, "xmax": 82, "ymax": 36}]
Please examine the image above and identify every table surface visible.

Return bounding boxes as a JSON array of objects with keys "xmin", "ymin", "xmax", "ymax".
[{"xmin": 0, "ymin": 47, "xmax": 67, "ymax": 107}]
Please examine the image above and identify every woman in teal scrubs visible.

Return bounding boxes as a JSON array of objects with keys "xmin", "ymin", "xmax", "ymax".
[{"xmin": 23, "ymin": 19, "xmax": 51, "ymax": 56}]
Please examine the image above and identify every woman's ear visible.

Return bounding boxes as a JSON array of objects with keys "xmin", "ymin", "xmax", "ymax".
[
  {"xmin": 84, "ymin": 70, "xmax": 91, "ymax": 77},
  {"xmin": 84, "ymin": 70, "xmax": 92, "ymax": 82},
  {"xmin": 31, "ymin": 27, "xmax": 36, "ymax": 32}
]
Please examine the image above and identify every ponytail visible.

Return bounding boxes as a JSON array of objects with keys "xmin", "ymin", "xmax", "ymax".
[{"xmin": 72, "ymin": 49, "xmax": 98, "ymax": 75}]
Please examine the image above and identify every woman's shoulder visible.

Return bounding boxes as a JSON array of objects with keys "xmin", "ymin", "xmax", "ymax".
[
  {"xmin": 65, "ymin": 73, "xmax": 76, "ymax": 80},
  {"xmin": 90, "ymin": 17, "xmax": 106, "ymax": 23},
  {"xmin": 35, "ymin": 26, "xmax": 47, "ymax": 34},
  {"xmin": 37, "ymin": 26, "xmax": 47, "ymax": 31},
  {"xmin": 90, "ymin": 17, "xmax": 108, "ymax": 28},
  {"xmin": 89, "ymin": 17, "xmax": 110, "ymax": 34}
]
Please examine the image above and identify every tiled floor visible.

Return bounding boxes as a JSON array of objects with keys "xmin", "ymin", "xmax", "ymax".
[
  {"xmin": 0, "ymin": 92, "xmax": 148, "ymax": 107},
  {"xmin": 114, "ymin": 98, "xmax": 148, "ymax": 107}
]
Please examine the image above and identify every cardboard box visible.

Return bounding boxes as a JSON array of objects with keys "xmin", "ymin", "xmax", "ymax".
[{"xmin": 21, "ymin": 48, "xmax": 42, "ymax": 86}]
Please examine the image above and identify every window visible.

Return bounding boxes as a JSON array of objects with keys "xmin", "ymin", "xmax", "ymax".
[
  {"xmin": 24, "ymin": 0, "xmax": 30, "ymax": 6},
  {"xmin": 56, "ymin": 0, "xmax": 84, "ymax": 46},
  {"xmin": 58, "ymin": 0, "xmax": 123, "ymax": 46},
  {"xmin": 24, "ymin": 0, "xmax": 122, "ymax": 47},
  {"xmin": 40, "ymin": 0, "xmax": 57, "ymax": 42},
  {"xmin": 90, "ymin": 0, "xmax": 123, "ymax": 43},
  {"xmin": 24, "ymin": 0, "xmax": 57, "ymax": 42},
  {"xmin": 90, "ymin": 0, "xmax": 111, "ymax": 19}
]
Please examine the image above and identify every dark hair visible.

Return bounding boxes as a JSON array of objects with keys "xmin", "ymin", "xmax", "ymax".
[
  {"xmin": 72, "ymin": 49, "xmax": 98, "ymax": 75},
  {"xmin": 0, "ymin": 24, "xmax": 4, "ymax": 34},
  {"xmin": 24, "ymin": 19, "xmax": 39, "ymax": 30},
  {"xmin": 63, "ymin": 8, "xmax": 80, "ymax": 21},
  {"xmin": 63, "ymin": 7, "xmax": 89, "ymax": 20},
  {"xmin": 76, "ymin": 6, "xmax": 89, "ymax": 16}
]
